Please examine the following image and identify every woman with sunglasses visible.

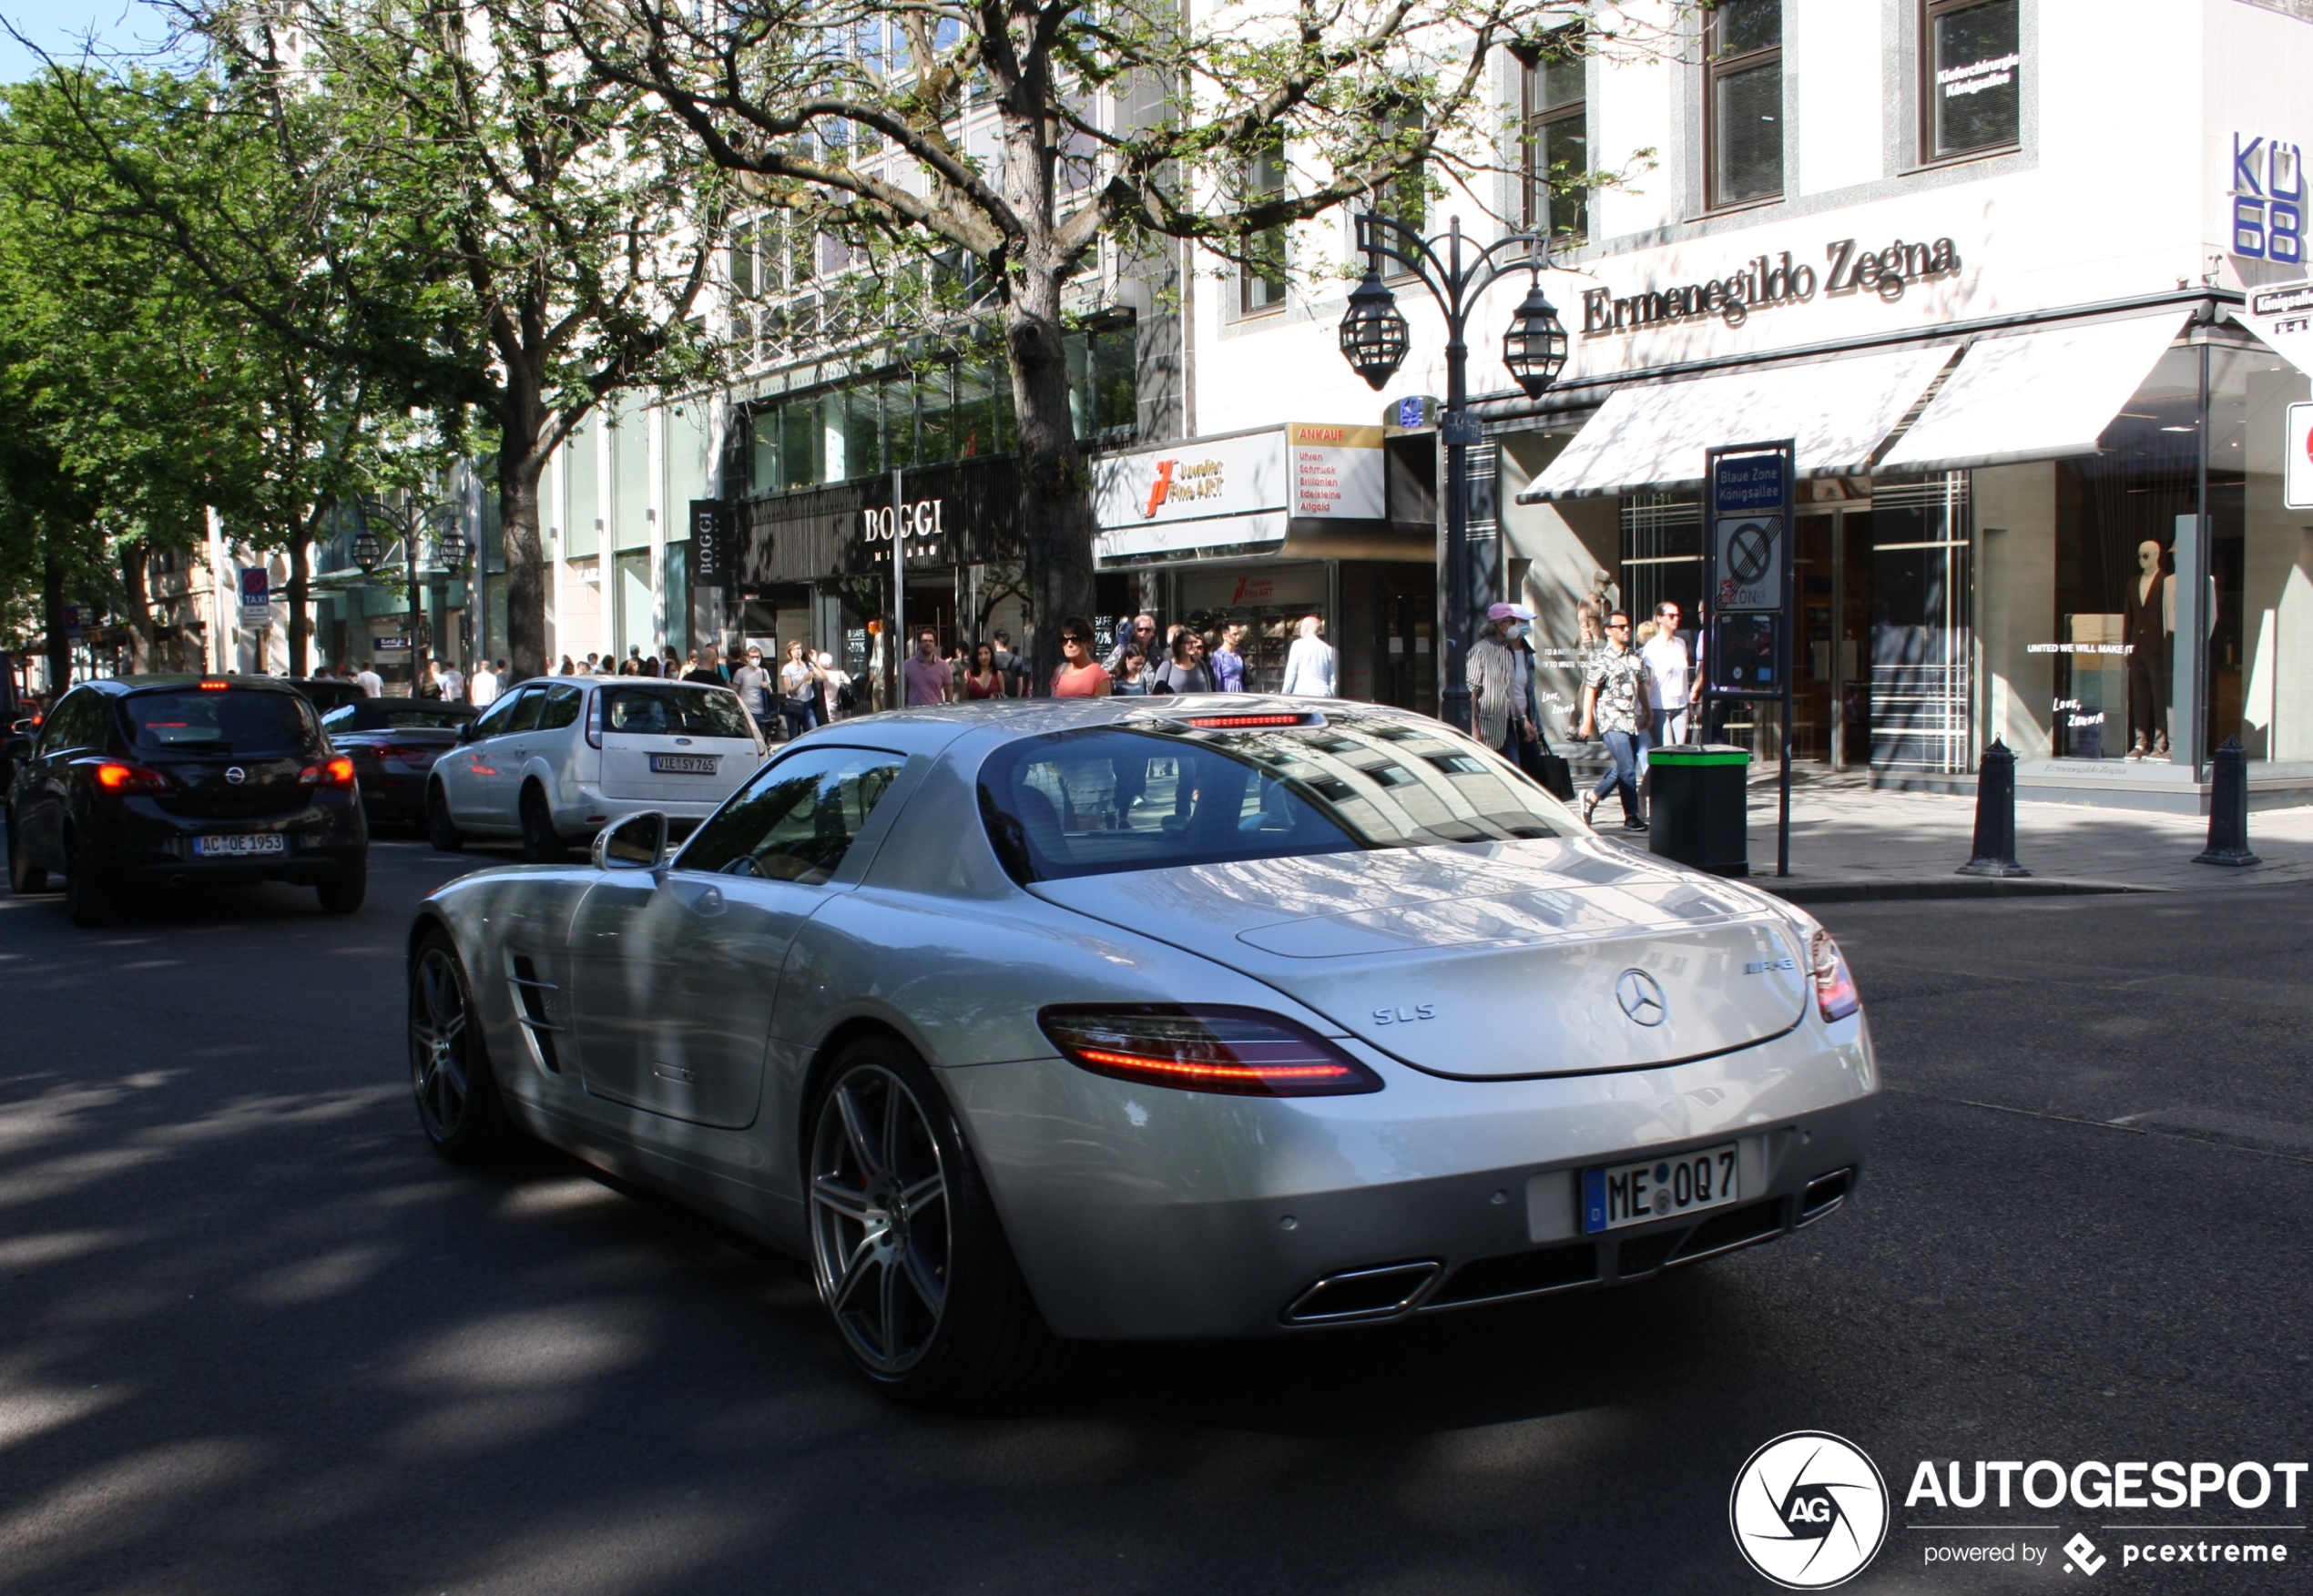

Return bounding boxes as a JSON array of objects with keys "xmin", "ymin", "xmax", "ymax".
[{"xmin": 1051, "ymin": 619, "xmax": 1112, "ymax": 697}]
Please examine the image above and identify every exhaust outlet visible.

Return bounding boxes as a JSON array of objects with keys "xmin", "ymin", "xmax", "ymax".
[{"xmin": 1281, "ymin": 1260, "xmax": 1441, "ymax": 1325}]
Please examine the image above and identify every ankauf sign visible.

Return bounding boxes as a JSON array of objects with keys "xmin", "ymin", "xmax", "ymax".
[{"xmin": 1093, "ymin": 423, "xmax": 1383, "ymax": 561}]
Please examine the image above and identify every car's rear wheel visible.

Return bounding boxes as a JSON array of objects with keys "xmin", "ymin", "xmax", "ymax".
[
  {"xmin": 806, "ymin": 1037, "xmax": 1063, "ymax": 1406},
  {"xmin": 519, "ymin": 784, "xmax": 566, "ymax": 864},
  {"xmin": 426, "ymin": 782, "xmax": 464, "ymax": 853},
  {"xmin": 316, "ymin": 864, "xmax": 367, "ymax": 915},
  {"xmin": 409, "ymin": 929, "xmax": 509, "ymax": 1162},
  {"xmin": 7, "ymin": 808, "xmax": 46, "ymax": 894},
  {"xmin": 65, "ymin": 830, "xmax": 119, "ymax": 928}
]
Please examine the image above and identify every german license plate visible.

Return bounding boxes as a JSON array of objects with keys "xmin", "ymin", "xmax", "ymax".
[
  {"xmin": 649, "ymin": 754, "xmax": 719, "ymax": 775},
  {"xmin": 193, "ymin": 833, "xmax": 286, "ymax": 858},
  {"xmin": 1583, "ymin": 1143, "xmax": 1739, "ymax": 1234}
]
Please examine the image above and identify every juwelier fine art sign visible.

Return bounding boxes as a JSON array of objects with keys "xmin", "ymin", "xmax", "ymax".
[{"xmin": 1581, "ymin": 236, "xmax": 1963, "ymax": 337}]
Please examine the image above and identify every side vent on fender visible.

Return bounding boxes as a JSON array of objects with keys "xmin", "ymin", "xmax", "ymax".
[{"xmin": 509, "ymin": 954, "xmax": 564, "ymax": 1074}]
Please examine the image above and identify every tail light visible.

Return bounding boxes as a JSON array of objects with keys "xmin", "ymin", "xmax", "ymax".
[
  {"xmin": 585, "ymin": 688, "xmax": 603, "ymax": 748},
  {"xmin": 199, "ymin": 678, "xmax": 230, "ymax": 690},
  {"xmin": 1185, "ymin": 713, "xmax": 1322, "ymax": 729},
  {"xmin": 299, "ymin": 756, "xmax": 357, "ymax": 788},
  {"xmin": 1810, "ymin": 930, "xmax": 1860, "ymax": 1022},
  {"xmin": 88, "ymin": 760, "xmax": 171, "ymax": 794},
  {"xmin": 1038, "ymin": 1005, "xmax": 1382, "ymax": 1097}
]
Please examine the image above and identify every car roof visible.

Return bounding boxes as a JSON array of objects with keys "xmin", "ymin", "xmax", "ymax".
[
  {"xmin": 95, "ymin": 674, "xmax": 311, "ymax": 698},
  {"xmin": 850, "ymin": 694, "xmax": 1411, "ymax": 741}
]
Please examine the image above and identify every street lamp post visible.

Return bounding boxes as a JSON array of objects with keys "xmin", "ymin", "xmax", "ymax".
[{"xmin": 1338, "ymin": 213, "xmax": 1568, "ymax": 736}]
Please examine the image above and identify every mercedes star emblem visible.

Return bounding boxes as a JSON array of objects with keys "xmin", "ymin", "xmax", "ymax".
[
  {"xmin": 224, "ymin": 767, "xmax": 247, "ymax": 786},
  {"xmin": 1615, "ymin": 969, "xmax": 1667, "ymax": 1027}
]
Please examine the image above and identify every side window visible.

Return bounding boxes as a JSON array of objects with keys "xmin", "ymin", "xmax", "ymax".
[
  {"xmin": 506, "ymin": 688, "xmax": 547, "ymax": 734},
  {"xmin": 471, "ymin": 689, "xmax": 532, "ymax": 740},
  {"xmin": 536, "ymin": 684, "xmax": 583, "ymax": 731},
  {"xmin": 677, "ymin": 747, "xmax": 907, "ymax": 886},
  {"xmin": 40, "ymin": 692, "xmax": 94, "ymax": 755}
]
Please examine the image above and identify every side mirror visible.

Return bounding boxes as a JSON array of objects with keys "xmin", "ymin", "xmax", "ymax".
[
  {"xmin": 456, "ymin": 720, "xmax": 480, "ymax": 744},
  {"xmin": 592, "ymin": 810, "xmax": 667, "ymax": 872}
]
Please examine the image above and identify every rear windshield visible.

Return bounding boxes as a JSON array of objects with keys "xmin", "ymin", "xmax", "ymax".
[
  {"xmin": 126, "ymin": 690, "xmax": 317, "ymax": 755},
  {"xmin": 977, "ymin": 711, "xmax": 1580, "ymax": 883},
  {"xmin": 601, "ymin": 684, "xmax": 753, "ymax": 739},
  {"xmin": 321, "ymin": 704, "xmax": 473, "ymax": 731}
]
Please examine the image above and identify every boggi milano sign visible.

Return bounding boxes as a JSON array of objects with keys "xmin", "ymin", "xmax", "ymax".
[{"xmin": 1581, "ymin": 236, "xmax": 1963, "ymax": 336}]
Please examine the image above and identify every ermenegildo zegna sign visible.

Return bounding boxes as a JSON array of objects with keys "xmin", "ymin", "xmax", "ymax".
[{"xmin": 1581, "ymin": 236, "xmax": 1964, "ymax": 336}]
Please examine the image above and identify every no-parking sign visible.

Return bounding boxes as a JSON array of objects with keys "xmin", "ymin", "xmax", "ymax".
[{"xmin": 239, "ymin": 566, "xmax": 270, "ymax": 623}]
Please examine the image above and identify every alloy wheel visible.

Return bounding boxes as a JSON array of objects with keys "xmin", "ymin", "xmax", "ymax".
[
  {"xmin": 808, "ymin": 1064, "xmax": 952, "ymax": 1377},
  {"xmin": 411, "ymin": 944, "xmax": 473, "ymax": 1140}
]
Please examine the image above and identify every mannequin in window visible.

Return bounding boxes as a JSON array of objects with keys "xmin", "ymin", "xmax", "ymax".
[{"xmin": 2123, "ymin": 539, "xmax": 2170, "ymax": 760}]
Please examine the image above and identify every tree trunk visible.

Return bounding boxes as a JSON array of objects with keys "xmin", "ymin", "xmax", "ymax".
[
  {"xmin": 118, "ymin": 542, "xmax": 153, "ymax": 675},
  {"xmin": 41, "ymin": 555, "xmax": 67, "ymax": 696},
  {"xmin": 1006, "ymin": 267, "xmax": 1096, "ymax": 695},
  {"xmin": 497, "ymin": 441, "xmax": 550, "ymax": 682},
  {"xmin": 286, "ymin": 534, "xmax": 311, "ymax": 676}
]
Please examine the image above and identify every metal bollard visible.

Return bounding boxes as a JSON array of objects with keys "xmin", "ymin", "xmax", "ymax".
[
  {"xmin": 2193, "ymin": 737, "xmax": 2261, "ymax": 868},
  {"xmin": 1956, "ymin": 738, "xmax": 2031, "ymax": 878}
]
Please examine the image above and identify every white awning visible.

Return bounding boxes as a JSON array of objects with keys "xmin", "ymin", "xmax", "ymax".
[
  {"xmin": 1873, "ymin": 310, "xmax": 2189, "ymax": 475},
  {"xmin": 1518, "ymin": 344, "xmax": 1957, "ymax": 502}
]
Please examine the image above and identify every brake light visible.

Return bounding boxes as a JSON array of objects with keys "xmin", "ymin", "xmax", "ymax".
[
  {"xmin": 1811, "ymin": 930, "xmax": 1860, "ymax": 1022},
  {"xmin": 199, "ymin": 678, "xmax": 229, "ymax": 690},
  {"xmin": 585, "ymin": 688, "xmax": 603, "ymax": 749},
  {"xmin": 299, "ymin": 756, "xmax": 357, "ymax": 788},
  {"xmin": 90, "ymin": 760, "xmax": 170, "ymax": 793},
  {"xmin": 1186, "ymin": 713, "xmax": 1320, "ymax": 729},
  {"xmin": 1038, "ymin": 1005, "xmax": 1382, "ymax": 1097}
]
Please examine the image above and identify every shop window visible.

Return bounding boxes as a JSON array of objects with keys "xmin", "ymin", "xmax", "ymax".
[
  {"xmin": 1705, "ymin": 0, "xmax": 1782, "ymax": 209},
  {"xmin": 1524, "ymin": 29, "xmax": 1587, "ymax": 243},
  {"xmin": 1921, "ymin": 0, "xmax": 2021, "ymax": 162},
  {"xmin": 1239, "ymin": 146, "xmax": 1289, "ymax": 314},
  {"xmin": 780, "ymin": 402, "xmax": 819, "ymax": 490}
]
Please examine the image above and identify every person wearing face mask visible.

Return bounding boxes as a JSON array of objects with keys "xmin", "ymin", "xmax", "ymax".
[{"xmin": 1468, "ymin": 603, "xmax": 1539, "ymax": 763}]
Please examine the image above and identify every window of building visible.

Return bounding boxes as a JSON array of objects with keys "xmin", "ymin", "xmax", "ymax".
[
  {"xmin": 1705, "ymin": 0, "xmax": 1782, "ymax": 209},
  {"xmin": 1239, "ymin": 146, "xmax": 1289, "ymax": 314},
  {"xmin": 1921, "ymin": 0, "xmax": 2020, "ymax": 162},
  {"xmin": 1524, "ymin": 32, "xmax": 1587, "ymax": 242}
]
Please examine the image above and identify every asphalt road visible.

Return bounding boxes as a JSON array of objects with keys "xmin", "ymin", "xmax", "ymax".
[{"xmin": 1, "ymin": 842, "xmax": 2308, "ymax": 1595}]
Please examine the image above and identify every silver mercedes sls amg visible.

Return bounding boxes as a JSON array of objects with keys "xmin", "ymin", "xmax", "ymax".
[{"xmin": 406, "ymin": 696, "xmax": 1877, "ymax": 1403}]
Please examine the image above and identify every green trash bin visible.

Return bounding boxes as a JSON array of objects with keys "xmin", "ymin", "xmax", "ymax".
[{"xmin": 1646, "ymin": 744, "xmax": 1749, "ymax": 877}]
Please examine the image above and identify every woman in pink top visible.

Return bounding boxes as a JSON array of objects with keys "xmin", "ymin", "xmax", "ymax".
[{"xmin": 1050, "ymin": 619, "xmax": 1112, "ymax": 697}]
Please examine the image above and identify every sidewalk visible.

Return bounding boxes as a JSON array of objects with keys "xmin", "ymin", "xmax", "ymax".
[{"xmin": 1676, "ymin": 768, "xmax": 2313, "ymax": 900}]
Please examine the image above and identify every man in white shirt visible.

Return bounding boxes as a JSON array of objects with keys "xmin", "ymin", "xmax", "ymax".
[
  {"xmin": 1639, "ymin": 600, "xmax": 1694, "ymax": 761},
  {"xmin": 355, "ymin": 660, "xmax": 383, "ymax": 698},
  {"xmin": 1279, "ymin": 615, "xmax": 1336, "ymax": 697},
  {"xmin": 468, "ymin": 661, "xmax": 500, "ymax": 707},
  {"xmin": 439, "ymin": 660, "xmax": 465, "ymax": 703}
]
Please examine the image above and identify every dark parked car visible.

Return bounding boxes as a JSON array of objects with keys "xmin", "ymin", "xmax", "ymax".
[
  {"xmin": 281, "ymin": 677, "xmax": 369, "ymax": 714},
  {"xmin": 5, "ymin": 675, "xmax": 368, "ymax": 925},
  {"xmin": 319, "ymin": 698, "xmax": 477, "ymax": 827}
]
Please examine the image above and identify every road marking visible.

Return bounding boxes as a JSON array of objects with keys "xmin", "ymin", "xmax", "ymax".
[{"xmin": 1888, "ymin": 1087, "xmax": 2313, "ymax": 1169}]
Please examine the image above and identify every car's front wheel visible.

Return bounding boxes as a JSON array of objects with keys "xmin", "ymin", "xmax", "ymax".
[
  {"xmin": 6, "ymin": 808, "xmax": 46, "ymax": 894},
  {"xmin": 806, "ymin": 1037, "xmax": 1063, "ymax": 1406},
  {"xmin": 426, "ymin": 782, "xmax": 464, "ymax": 853},
  {"xmin": 410, "ymin": 929, "xmax": 509, "ymax": 1162}
]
